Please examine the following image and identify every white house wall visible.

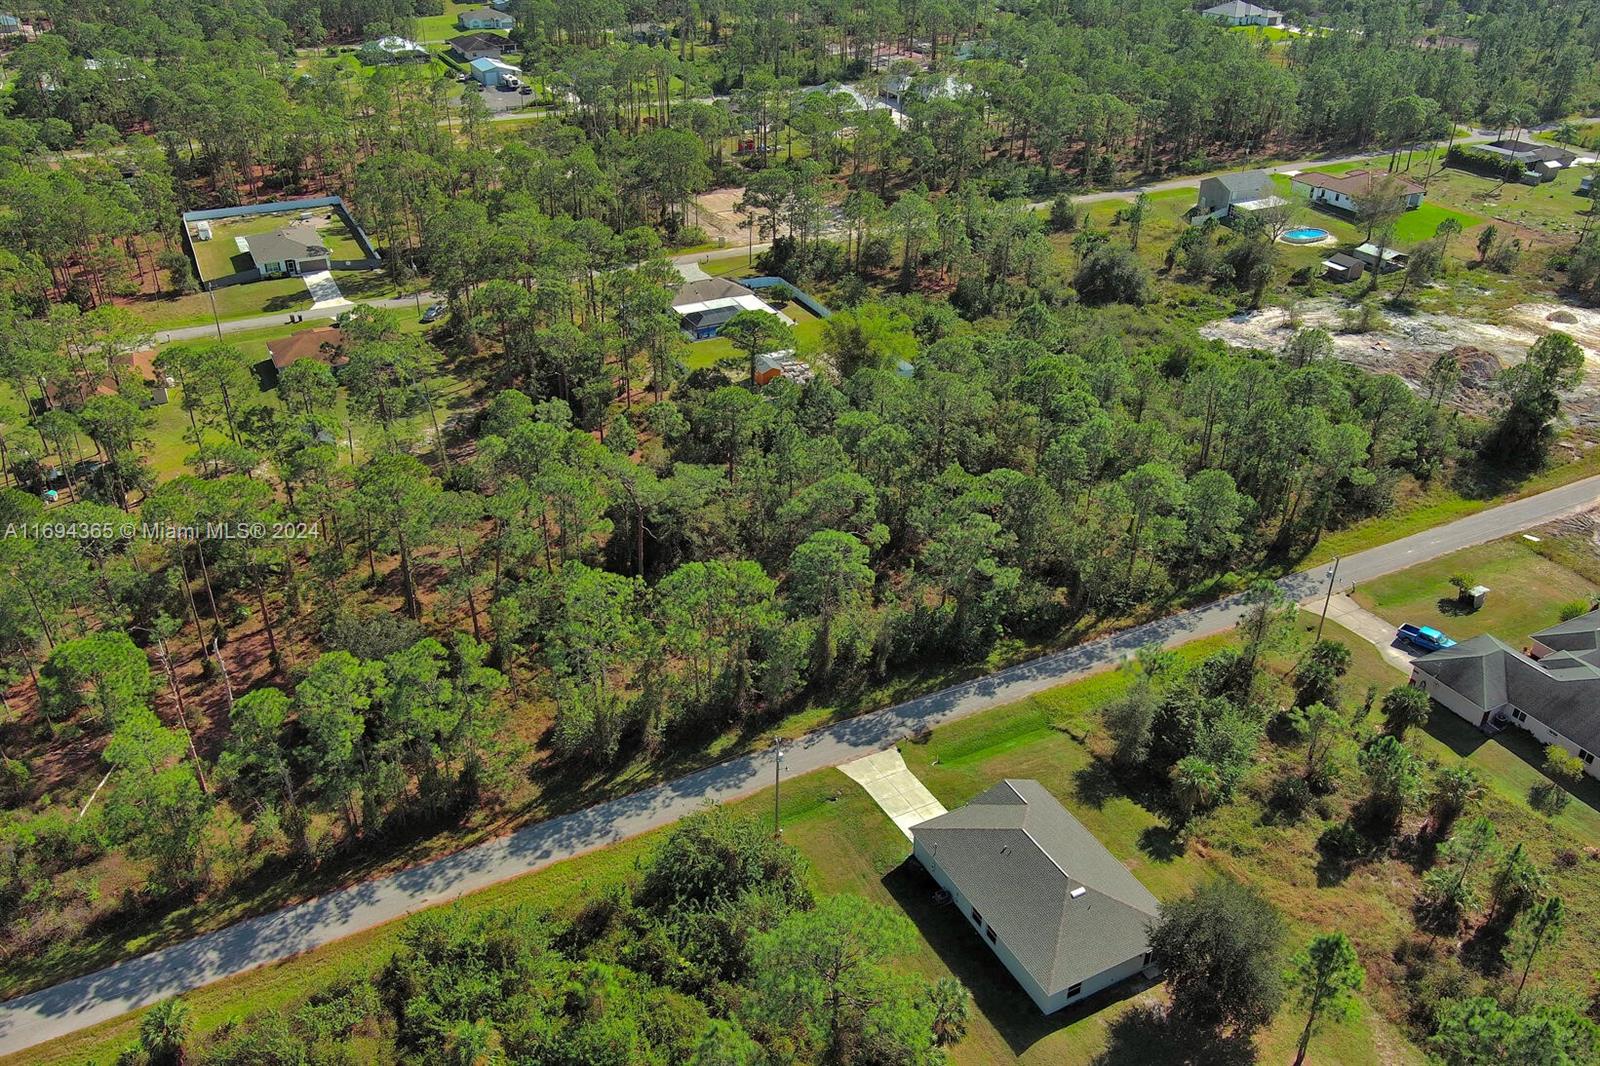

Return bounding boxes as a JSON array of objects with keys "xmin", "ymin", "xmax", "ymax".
[
  {"xmin": 1412, "ymin": 672, "xmax": 1491, "ymax": 728},
  {"xmin": 912, "ymin": 837, "xmax": 1148, "ymax": 1014},
  {"xmin": 1412, "ymin": 671, "xmax": 1600, "ymax": 783},
  {"xmin": 1513, "ymin": 709, "xmax": 1600, "ymax": 782}
]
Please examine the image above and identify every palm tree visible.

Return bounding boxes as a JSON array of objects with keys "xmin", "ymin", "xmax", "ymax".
[
  {"xmin": 138, "ymin": 997, "xmax": 190, "ymax": 1065},
  {"xmin": 1172, "ymin": 756, "xmax": 1221, "ymax": 821}
]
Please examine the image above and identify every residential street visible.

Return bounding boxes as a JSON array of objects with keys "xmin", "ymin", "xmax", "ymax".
[
  {"xmin": 150, "ymin": 292, "xmax": 436, "ymax": 345},
  {"xmin": 3, "ymin": 472, "xmax": 1598, "ymax": 1057}
]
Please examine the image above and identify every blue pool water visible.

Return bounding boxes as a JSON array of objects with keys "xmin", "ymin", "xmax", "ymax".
[{"xmin": 1283, "ymin": 227, "xmax": 1332, "ymax": 244}]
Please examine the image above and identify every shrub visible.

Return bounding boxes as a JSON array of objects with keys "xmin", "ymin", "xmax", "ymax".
[
  {"xmin": 1558, "ymin": 599, "xmax": 1591, "ymax": 621},
  {"xmin": 1269, "ymin": 773, "xmax": 1313, "ymax": 819},
  {"xmin": 1530, "ymin": 779, "xmax": 1571, "ymax": 815},
  {"xmin": 1073, "ymin": 244, "xmax": 1152, "ymax": 305},
  {"xmin": 1318, "ymin": 820, "xmax": 1369, "ymax": 862},
  {"xmin": 1446, "ymin": 144, "xmax": 1528, "ymax": 183},
  {"xmin": 1339, "ymin": 299, "xmax": 1387, "ymax": 334},
  {"xmin": 1049, "ymin": 193, "xmax": 1078, "ymax": 233}
]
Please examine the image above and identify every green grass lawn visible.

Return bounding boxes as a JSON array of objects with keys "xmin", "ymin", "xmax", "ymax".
[
  {"xmin": 413, "ymin": 0, "xmax": 497, "ymax": 43},
  {"xmin": 1424, "ymin": 163, "xmax": 1599, "ymax": 241},
  {"xmin": 1351, "ymin": 535, "xmax": 1598, "ymax": 645},
  {"xmin": 1228, "ymin": 24, "xmax": 1294, "ymax": 42},
  {"xmin": 698, "ymin": 253, "xmax": 759, "ymax": 277},
  {"xmin": 126, "ymin": 277, "xmax": 313, "ymax": 331},
  {"xmin": 1390, "ymin": 200, "xmax": 1485, "ymax": 243}
]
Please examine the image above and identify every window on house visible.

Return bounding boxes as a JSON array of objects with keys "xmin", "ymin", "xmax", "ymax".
[
  {"xmin": 970, "ymin": 907, "xmax": 982, "ymax": 926},
  {"xmin": 1511, "ymin": 708, "xmax": 1526, "ymax": 723},
  {"xmin": 1144, "ymin": 951, "xmax": 1154, "ymax": 965},
  {"xmin": 1581, "ymin": 750, "xmax": 1594, "ymax": 765},
  {"xmin": 1067, "ymin": 983, "xmax": 1082, "ymax": 998},
  {"xmin": 986, "ymin": 927, "xmax": 997, "ymax": 944}
]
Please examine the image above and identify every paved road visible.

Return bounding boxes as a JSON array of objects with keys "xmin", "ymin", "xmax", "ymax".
[
  {"xmin": 3, "ymin": 473, "xmax": 1599, "ymax": 1057},
  {"xmin": 152, "ymin": 292, "xmax": 437, "ymax": 344}
]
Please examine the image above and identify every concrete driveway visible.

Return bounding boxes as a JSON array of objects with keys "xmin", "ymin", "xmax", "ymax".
[
  {"xmin": 1312, "ymin": 594, "xmax": 1416, "ymax": 674},
  {"xmin": 301, "ymin": 270, "xmax": 347, "ymax": 310},
  {"xmin": 838, "ymin": 748, "xmax": 946, "ymax": 839}
]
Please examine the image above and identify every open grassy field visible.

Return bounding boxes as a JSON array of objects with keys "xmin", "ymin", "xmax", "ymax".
[
  {"xmin": 125, "ymin": 277, "xmax": 313, "ymax": 330},
  {"xmin": 1352, "ymin": 535, "xmax": 1599, "ymax": 645},
  {"xmin": 1422, "ymin": 162, "xmax": 1598, "ymax": 242},
  {"xmin": 38, "ymin": 601, "xmax": 1600, "ymax": 1066}
]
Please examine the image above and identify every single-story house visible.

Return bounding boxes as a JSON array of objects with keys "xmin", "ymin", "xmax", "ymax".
[
  {"xmin": 1321, "ymin": 252, "xmax": 1366, "ymax": 282},
  {"xmin": 468, "ymin": 56, "xmax": 519, "ymax": 87},
  {"xmin": 448, "ymin": 31, "xmax": 507, "ymax": 62},
  {"xmin": 1410, "ymin": 609, "xmax": 1600, "ymax": 782},
  {"xmin": 458, "ymin": 6, "xmax": 514, "ymax": 30},
  {"xmin": 911, "ymin": 779, "xmax": 1160, "ymax": 1015},
  {"xmin": 1193, "ymin": 169, "xmax": 1286, "ymax": 222},
  {"xmin": 1352, "ymin": 242, "xmax": 1407, "ymax": 272},
  {"xmin": 881, "ymin": 73, "xmax": 969, "ymax": 108},
  {"xmin": 753, "ymin": 350, "xmax": 814, "ymax": 386},
  {"xmin": 266, "ymin": 326, "xmax": 348, "ymax": 373},
  {"xmin": 673, "ymin": 278, "xmax": 790, "ymax": 340},
  {"xmin": 1201, "ymin": 1, "xmax": 1283, "ymax": 27},
  {"xmin": 0, "ymin": 13, "xmax": 22, "ymax": 36},
  {"xmin": 245, "ymin": 225, "xmax": 332, "ymax": 277},
  {"xmin": 1290, "ymin": 169, "xmax": 1425, "ymax": 214},
  {"xmin": 362, "ymin": 35, "xmax": 427, "ymax": 62},
  {"xmin": 1476, "ymin": 139, "xmax": 1577, "ymax": 184}
]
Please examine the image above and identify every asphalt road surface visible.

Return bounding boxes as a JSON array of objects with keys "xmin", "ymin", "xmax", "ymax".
[{"xmin": 3, "ymin": 474, "xmax": 1599, "ymax": 1057}]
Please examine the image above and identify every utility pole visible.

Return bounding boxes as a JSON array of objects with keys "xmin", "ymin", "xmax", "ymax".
[
  {"xmin": 772, "ymin": 740, "xmax": 786, "ymax": 838},
  {"xmin": 207, "ymin": 286, "xmax": 222, "ymax": 339},
  {"xmin": 1316, "ymin": 555, "xmax": 1341, "ymax": 642}
]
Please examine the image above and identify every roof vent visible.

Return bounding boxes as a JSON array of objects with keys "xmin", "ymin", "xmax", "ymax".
[{"xmin": 1069, "ymin": 887, "xmax": 1087, "ymax": 899}]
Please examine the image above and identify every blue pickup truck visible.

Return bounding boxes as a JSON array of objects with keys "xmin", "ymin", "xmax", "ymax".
[{"xmin": 1398, "ymin": 624, "xmax": 1457, "ymax": 653}]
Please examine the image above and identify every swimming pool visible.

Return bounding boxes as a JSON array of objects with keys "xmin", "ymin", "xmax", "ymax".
[{"xmin": 1282, "ymin": 227, "xmax": 1332, "ymax": 244}]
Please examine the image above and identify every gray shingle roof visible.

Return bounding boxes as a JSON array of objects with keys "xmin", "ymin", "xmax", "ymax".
[
  {"xmin": 674, "ymin": 277, "xmax": 755, "ymax": 306},
  {"xmin": 911, "ymin": 780, "xmax": 1158, "ymax": 996},
  {"xmin": 1530, "ymin": 608, "xmax": 1600, "ymax": 654},
  {"xmin": 449, "ymin": 31, "xmax": 507, "ymax": 53},
  {"xmin": 246, "ymin": 225, "xmax": 330, "ymax": 266},
  {"xmin": 1203, "ymin": 1, "xmax": 1279, "ymax": 17},
  {"xmin": 1207, "ymin": 169, "xmax": 1273, "ymax": 199},
  {"xmin": 1412, "ymin": 631, "xmax": 1600, "ymax": 753}
]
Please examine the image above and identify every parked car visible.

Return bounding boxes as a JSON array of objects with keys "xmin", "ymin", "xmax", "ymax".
[
  {"xmin": 1397, "ymin": 624, "xmax": 1457, "ymax": 653},
  {"xmin": 519, "ymin": 85, "xmax": 533, "ymax": 95},
  {"xmin": 421, "ymin": 303, "xmax": 446, "ymax": 324}
]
